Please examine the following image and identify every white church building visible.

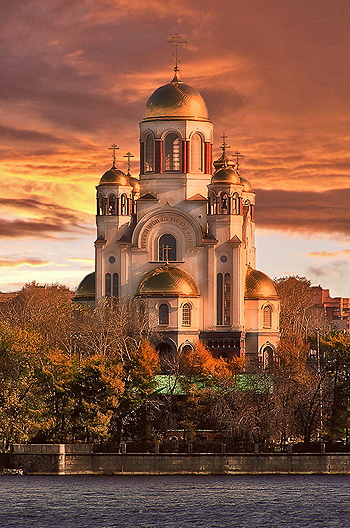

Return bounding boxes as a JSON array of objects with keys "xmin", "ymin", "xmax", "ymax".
[{"xmin": 75, "ymin": 62, "xmax": 279, "ymax": 370}]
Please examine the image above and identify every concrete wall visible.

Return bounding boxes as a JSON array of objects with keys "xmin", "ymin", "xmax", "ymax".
[{"xmin": 5, "ymin": 445, "xmax": 350, "ymax": 475}]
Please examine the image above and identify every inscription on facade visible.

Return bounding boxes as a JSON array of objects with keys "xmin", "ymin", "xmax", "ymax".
[{"xmin": 140, "ymin": 214, "xmax": 194, "ymax": 249}]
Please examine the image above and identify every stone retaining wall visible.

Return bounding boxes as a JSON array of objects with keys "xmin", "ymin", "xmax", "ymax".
[{"xmin": 4, "ymin": 445, "xmax": 350, "ymax": 475}]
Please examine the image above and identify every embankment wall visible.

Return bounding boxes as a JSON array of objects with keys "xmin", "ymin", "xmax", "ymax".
[{"xmin": 4, "ymin": 445, "xmax": 350, "ymax": 475}]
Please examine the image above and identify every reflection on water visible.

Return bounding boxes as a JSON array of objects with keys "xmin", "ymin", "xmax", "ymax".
[{"xmin": 0, "ymin": 474, "xmax": 349, "ymax": 527}]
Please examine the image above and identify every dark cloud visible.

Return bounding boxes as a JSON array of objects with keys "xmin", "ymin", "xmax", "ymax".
[
  {"xmin": 0, "ymin": 197, "xmax": 94, "ymax": 238},
  {"xmin": 0, "ymin": 125, "xmax": 64, "ymax": 144},
  {"xmin": 255, "ymin": 188, "xmax": 350, "ymax": 236}
]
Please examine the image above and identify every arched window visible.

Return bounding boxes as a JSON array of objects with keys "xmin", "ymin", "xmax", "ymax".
[
  {"xmin": 217, "ymin": 272, "xmax": 230, "ymax": 325},
  {"xmin": 164, "ymin": 133, "xmax": 180, "ymax": 171},
  {"xmin": 159, "ymin": 304, "xmax": 169, "ymax": 325},
  {"xmin": 190, "ymin": 133, "xmax": 203, "ymax": 172},
  {"xmin": 120, "ymin": 194, "xmax": 127, "ymax": 215},
  {"xmin": 263, "ymin": 346, "xmax": 274, "ymax": 369},
  {"xmin": 97, "ymin": 194, "xmax": 103, "ymax": 216},
  {"xmin": 158, "ymin": 234, "xmax": 177, "ymax": 262},
  {"xmin": 108, "ymin": 194, "xmax": 116, "ymax": 215},
  {"xmin": 231, "ymin": 193, "xmax": 238, "ymax": 215},
  {"xmin": 224, "ymin": 273, "xmax": 231, "ymax": 325},
  {"xmin": 208, "ymin": 192, "xmax": 216, "ymax": 215},
  {"xmin": 145, "ymin": 134, "xmax": 155, "ymax": 172},
  {"xmin": 220, "ymin": 192, "xmax": 229, "ymax": 214},
  {"xmin": 112, "ymin": 273, "xmax": 119, "ymax": 298},
  {"xmin": 217, "ymin": 273, "xmax": 223, "ymax": 325},
  {"xmin": 182, "ymin": 303, "xmax": 191, "ymax": 326},
  {"xmin": 263, "ymin": 305, "xmax": 272, "ymax": 328},
  {"xmin": 105, "ymin": 273, "xmax": 111, "ymax": 297}
]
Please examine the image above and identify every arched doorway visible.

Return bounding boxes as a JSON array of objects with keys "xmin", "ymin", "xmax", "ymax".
[{"xmin": 156, "ymin": 342, "xmax": 174, "ymax": 373}]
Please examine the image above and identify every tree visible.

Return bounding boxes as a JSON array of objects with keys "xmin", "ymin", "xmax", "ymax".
[
  {"xmin": 0, "ymin": 323, "xmax": 48, "ymax": 447},
  {"xmin": 321, "ymin": 331, "xmax": 350, "ymax": 441},
  {"xmin": 275, "ymin": 275, "xmax": 327, "ymax": 343}
]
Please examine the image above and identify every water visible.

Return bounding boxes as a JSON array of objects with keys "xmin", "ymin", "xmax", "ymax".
[{"xmin": 0, "ymin": 475, "xmax": 349, "ymax": 528}]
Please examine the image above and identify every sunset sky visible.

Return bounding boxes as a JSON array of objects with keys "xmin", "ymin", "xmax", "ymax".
[{"xmin": 1, "ymin": 0, "xmax": 350, "ymax": 296}]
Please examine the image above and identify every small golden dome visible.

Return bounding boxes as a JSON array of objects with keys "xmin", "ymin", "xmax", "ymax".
[
  {"xmin": 144, "ymin": 80, "xmax": 209, "ymax": 121},
  {"xmin": 74, "ymin": 272, "xmax": 95, "ymax": 300},
  {"xmin": 245, "ymin": 267, "xmax": 278, "ymax": 299},
  {"xmin": 211, "ymin": 165, "xmax": 240, "ymax": 185},
  {"xmin": 136, "ymin": 265, "xmax": 200, "ymax": 297},
  {"xmin": 240, "ymin": 176, "xmax": 252, "ymax": 192},
  {"xmin": 128, "ymin": 174, "xmax": 140, "ymax": 192},
  {"xmin": 99, "ymin": 167, "xmax": 131, "ymax": 187}
]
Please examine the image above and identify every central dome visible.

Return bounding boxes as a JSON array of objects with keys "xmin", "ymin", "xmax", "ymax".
[
  {"xmin": 144, "ymin": 79, "xmax": 209, "ymax": 121},
  {"xmin": 136, "ymin": 265, "xmax": 200, "ymax": 296}
]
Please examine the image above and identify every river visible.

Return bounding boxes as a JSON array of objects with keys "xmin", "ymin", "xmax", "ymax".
[{"xmin": 0, "ymin": 474, "xmax": 349, "ymax": 527}]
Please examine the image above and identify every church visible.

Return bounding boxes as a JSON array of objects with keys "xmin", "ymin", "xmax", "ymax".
[{"xmin": 74, "ymin": 59, "xmax": 280, "ymax": 370}]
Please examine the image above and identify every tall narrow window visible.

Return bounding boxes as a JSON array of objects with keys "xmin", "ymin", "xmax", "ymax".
[
  {"xmin": 145, "ymin": 134, "xmax": 155, "ymax": 172},
  {"xmin": 112, "ymin": 273, "xmax": 119, "ymax": 298},
  {"xmin": 263, "ymin": 346, "xmax": 274, "ymax": 369},
  {"xmin": 217, "ymin": 273, "xmax": 223, "ymax": 325},
  {"xmin": 108, "ymin": 194, "xmax": 116, "ymax": 215},
  {"xmin": 121, "ymin": 194, "xmax": 127, "ymax": 215},
  {"xmin": 224, "ymin": 273, "xmax": 231, "ymax": 325},
  {"xmin": 158, "ymin": 234, "xmax": 177, "ymax": 261},
  {"xmin": 164, "ymin": 133, "xmax": 180, "ymax": 171},
  {"xmin": 190, "ymin": 133, "xmax": 203, "ymax": 172},
  {"xmin": 98, "ymin": 194, "xmax": 104, "ymax": 215},
  {"xmin": 159, "ymin": 304, "xmax": 169, "ymax": 325},
  {"xmin": 220, "ymin": 192, "xmax": 229, "ymax": 214},
  {"xmin": 182, "ymin": 303, "xmax": 191, "ymax": 326},
  {"xmin": 105, "ymin": 273, "xmax": 111, "ymax": 297},
  {"xmin": 263, "ymin": 305, "xmax": 272, "ymax": 328}
]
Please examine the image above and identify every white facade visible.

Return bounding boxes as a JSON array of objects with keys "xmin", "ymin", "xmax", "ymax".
[{"xmin": 75, "ymin": 67, "xmax": 280, "ymax": 369}]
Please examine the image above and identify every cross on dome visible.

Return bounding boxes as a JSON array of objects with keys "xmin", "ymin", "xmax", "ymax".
[
  {"xmin": 167, "ymin": 33, "xmax": 187, "ymax": 82},
  {"xmin": 220, "ymin": 133, "xmax": 231, "ymax": 157},
  {"xmin": 109, "ymin": 143, "xmax": 119, "ymax": 168},
  {"xmin": 124, "ymin": 151, "xmax": 134, "ymax": 173},
  {"xmin": 234, "ymin": 151, "xmax": 244, "ymax": 171}
]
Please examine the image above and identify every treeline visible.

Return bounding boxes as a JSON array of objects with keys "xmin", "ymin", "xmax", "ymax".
[{"xmin": 0, "ymin": 279, "xmax": 349, "ymax": 451}]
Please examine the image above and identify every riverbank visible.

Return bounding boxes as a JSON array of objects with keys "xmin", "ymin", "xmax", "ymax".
[{"xmin": 2, "ymin": 444, "xmax": 350, "ymax": 475}]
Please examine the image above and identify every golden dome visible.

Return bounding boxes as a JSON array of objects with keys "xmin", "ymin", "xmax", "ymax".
[
  {"xmin": 136, "ymin": 265, "xmax": 200, "ymax": 297},
  {"xmin": 99, "ymin": 166, "xmax": 131, "ymax": 187},
  {"xmin": 144, "ymin": 79, "xmax": 209, "ymax": 121},
  {"xmin": 240, "ymin": 176, "xmax": 252, "ymax": 192},
  {"xmin": 128, "ymin": 174, "xmax": 140, "ymax": 192},
  {"xmin": 211, "ymin": 166, "xmax": 240, "ymax": 185},
  {"xmin": 245, "ymin": 267, "xmax": 278, "ymax": 299},
  {"xmin": 74, "ymin": 272, "xmax": 95, "ymax": 300}
]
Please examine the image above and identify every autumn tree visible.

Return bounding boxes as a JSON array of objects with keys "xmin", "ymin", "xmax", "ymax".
[
  {"xmin": 275, "ymin": 275, "xmax": 327, "ymax": 342},
  {"xmin": 321, "ymin": 331, "xmax": 350, "ymax": 440}
]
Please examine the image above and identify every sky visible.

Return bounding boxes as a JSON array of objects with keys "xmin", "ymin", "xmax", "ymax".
[{"xmin": 1, "ymin": 0, "xmax": 350, "ymax": 297}]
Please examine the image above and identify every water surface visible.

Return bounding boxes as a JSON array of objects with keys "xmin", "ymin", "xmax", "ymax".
[{"xmin": 0, "ymin": 475, "xmax": 349, "ymax": 527}]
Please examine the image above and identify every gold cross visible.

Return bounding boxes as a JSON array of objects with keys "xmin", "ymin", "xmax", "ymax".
[
  {"xmin": 164, "ymin": 244, "xmax": 172, "ymax": 263},
  {"xmin": 234, "ymin": 151, "xmax": 244, "ymax": 170},
  {"xmin": 167, "ymin": 33, "xmax": 187, "ymax": 72},
  {"xmin": 220, "ymin": 133, "xmax": 230, "ymax": 156},
  {"xmin": 124, "ymin": 151, "xmax": 134, "ymax": 173},
  {"xmin": 109, "ymin": 144, "xmax": 119, "ymax": 168}
]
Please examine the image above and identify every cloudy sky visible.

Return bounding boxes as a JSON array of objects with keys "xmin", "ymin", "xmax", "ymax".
[{"xmin": 1, "ymin": 0, "xmax": 350, "ymax": 296}]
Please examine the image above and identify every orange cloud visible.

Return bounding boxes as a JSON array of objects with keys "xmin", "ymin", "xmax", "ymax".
[
  {"xmin": 307, "ymin": 250, "xmax": 350, "ymax": 260},
  {"xmin": 0, "ymin": 258, "xmax": 52, "ymax": 268}
]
